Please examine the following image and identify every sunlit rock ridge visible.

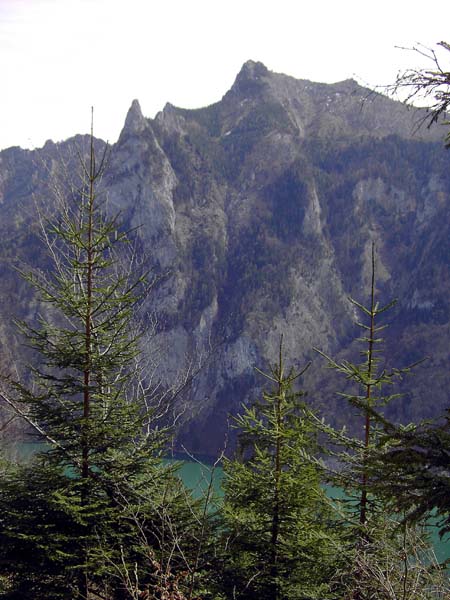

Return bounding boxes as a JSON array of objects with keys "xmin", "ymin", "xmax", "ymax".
[{"xmin": 0, "ymin": 61, "xmax": 449, "ymax": 455}]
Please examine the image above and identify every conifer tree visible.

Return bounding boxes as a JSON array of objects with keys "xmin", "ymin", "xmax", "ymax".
[
  {"xmin": 313, "ymin": 245, "xmax": 443, "ymax": 598},
  {"xmin": 365, "ymin": 415, "xmax": 450, "ymax": 540},
  {"xmin": 218, "ymin": 338, "xmax": 341, "ymax": 600},
  {"xmin": 0, "ymin": 113, "xmax": 179, "ymax": 599},
  {"xmin": 367, "ymin": 38, "xmax": 450, "ymax": 550},
  {"xmin": 315, "ymin": 245, "xmax": 401, "ymax": 526}
]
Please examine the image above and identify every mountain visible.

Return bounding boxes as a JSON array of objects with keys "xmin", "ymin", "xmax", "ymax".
[{"xmin": 0, "ymin": 61, "xmax": 449, "ymax": 456}]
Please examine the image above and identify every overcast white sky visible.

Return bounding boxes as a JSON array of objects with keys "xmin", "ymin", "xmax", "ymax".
[{"xmin": 1, "ymin": 0, "xmax": 450, "ymax": 151}]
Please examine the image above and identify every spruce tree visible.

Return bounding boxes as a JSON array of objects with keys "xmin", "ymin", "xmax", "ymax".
[
  {"xmin": 315, "ymin": 245, "xmax": 400, "ymax": 526},
  {"xmin": 0, "ymin": 114, "xmax": 177, "ymax": 599},
  {"xmin": 219, "ymin": 338, "xmax": 341, "ymax": 600},
  {"xmin": 366, "ymin": 39, "xmax": 450, "ymax": 553},
  {"xmin": 365, "ymin": 416, "xmax": 450, "ymax": 541},
  {"xmin": 313, "ymin": 245, "xmax": 443, "ymax": 598}
]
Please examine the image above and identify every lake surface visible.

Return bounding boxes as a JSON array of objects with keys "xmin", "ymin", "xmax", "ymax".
[
  {"xmin": 174, "ymin": 457, "xmax": 450, "ymax": 566},
  {"xmin": 5, "ymin": 443, "xmax": 449, "ymax": 565}
]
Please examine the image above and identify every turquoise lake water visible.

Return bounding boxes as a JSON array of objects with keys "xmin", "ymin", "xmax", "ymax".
[
  {"xmin": 171, "ymin": 457, "xmax": 450, "ymax": 566},
  {"xmin": 5, "ymin": 442, "xmax": 449, "ymax": 565}
]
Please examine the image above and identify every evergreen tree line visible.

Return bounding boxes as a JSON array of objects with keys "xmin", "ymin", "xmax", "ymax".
[{"xmin": 0, "ymin": 112, "xmax": 448, "ymax": 599}]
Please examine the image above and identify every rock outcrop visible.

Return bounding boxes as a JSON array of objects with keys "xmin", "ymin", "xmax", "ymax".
[{"xmin": 0, "ymin": 63, "xmax": 449, "ymax": 455}]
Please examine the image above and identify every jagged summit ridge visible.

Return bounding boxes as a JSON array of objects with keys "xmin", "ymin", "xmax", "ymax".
[
  {"xmin": 1, "ymin": 62, "xmax": 449, "ymax": 455},
  {"xmin": 233, "ymin": 60, "xmax": 270, "ymax": 84},
  {"xmin": 122, "ymin": 99, "xmax": 148, "ymax": 135},
  {"xmin": 122, "ymin": 61, "xmax": 443, "ymax": 145},
  {"xmin": 240, "ymin": 59, "xmax": 269, "ymax": 75}
]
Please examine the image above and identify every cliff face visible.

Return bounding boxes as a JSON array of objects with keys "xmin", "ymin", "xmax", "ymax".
[{"xmin": 1, "ymin": 62, "xmax": 449, "ymax": 454}]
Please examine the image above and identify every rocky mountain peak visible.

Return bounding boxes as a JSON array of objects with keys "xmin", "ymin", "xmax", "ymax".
[
  {"xmin": 228, "ymin": 60, "xmax": 271, "ymax": 99},
  {"xmin": 155, "ymin": 102, "xmax": 187, "ymax": 135},
  {"xmin": 0, "ymin": 62, "xmax": 448, "ymax": 456},
  {"xmin": 122, "ymin": 99, "xmax": 148, "ymax": 135},
  {"xmin": 337, "ymin": 78, "xmax": 359, "ymax": 88},
  {"xmin": 238, "ymin": 60, "xmax": 269, "ymax": 79}
]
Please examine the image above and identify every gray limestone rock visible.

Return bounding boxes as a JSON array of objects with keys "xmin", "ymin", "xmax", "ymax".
[{"xmin": 0, "ymin": 63, "xmax": 449, "ymax": 455}]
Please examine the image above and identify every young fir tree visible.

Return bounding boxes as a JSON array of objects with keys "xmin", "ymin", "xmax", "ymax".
[
  {"xmin": 218, "ymin": 338, "xmax": 341, "ymax": 600},
  {"xmin": 365, "ymin": 414, "xmax": 450, "ymax": 541},
  {"xmin": 363, "ymin": 42, "xmax": 450, "ymax": 567},
  {"xmin": 0, "ymin": 115, "xmax": 184, "ymax": 599},
  {"xmin": 314, "ymin": 245, "xmax": 444, "ymax": 599},
  {"xmin": 315, "ymin": 244, "xmax": 399, "ymax": 527}
]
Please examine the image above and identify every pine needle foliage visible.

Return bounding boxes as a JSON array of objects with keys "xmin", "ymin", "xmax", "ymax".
[
  {"xmin": 0, "ymin": 114, "xmax": 175, "ymax": 599},
  {"xmin": 313, "ymin": 244, "xmax": 442, "ymax": 599},
  {"xmin": 366, "ymin": 418, "xmax": 450, "ymax": 541},
  {"xmin": 219, "ymin": 337, "xmax": 342, "ymax": 600},
  {"xmin": 314, "ymin": 244, "xmax": 419, "ymax": 526}
]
